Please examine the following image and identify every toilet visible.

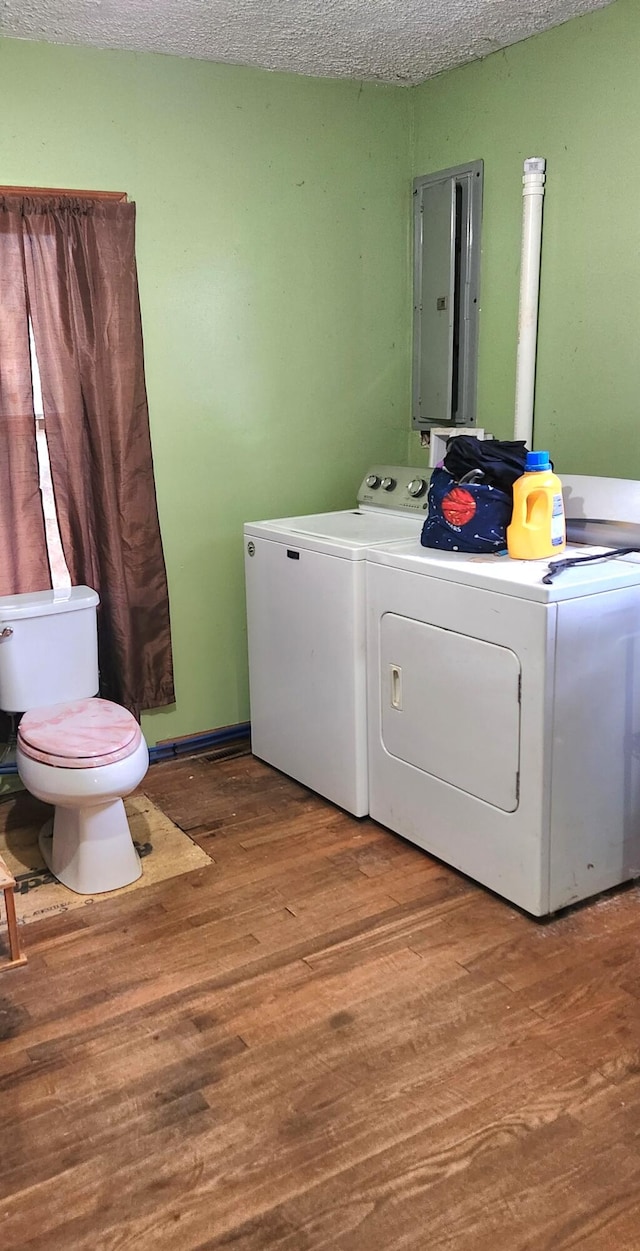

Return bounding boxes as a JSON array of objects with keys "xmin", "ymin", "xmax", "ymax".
[{"xmin": 0, "ymin": 586, "xmax": 149, "ymax": 895}]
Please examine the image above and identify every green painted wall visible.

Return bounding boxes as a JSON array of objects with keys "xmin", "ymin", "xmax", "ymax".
[
  {"xmin": 410, "ymin": 0, "xmax": 640, "ymax": 478},
  {"xmin": 3, "ymin": 0, "xmax": 638, "ymax": 748},
  {"xmin": 0, "ymin": 38, "xmax": 413, "ymax": 744}
]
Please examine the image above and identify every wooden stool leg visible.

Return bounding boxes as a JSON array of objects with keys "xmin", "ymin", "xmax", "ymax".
[
  {"xmin": 2, "ymin": 885, "xmax": 27, "ymax": 970},
  {"xmin": 3, "ymin": 880, "xmax": 25, "ymax": 965},
  {"xmin": 0, "ymin": 853, "xmax": 27, "ymax": 970}
]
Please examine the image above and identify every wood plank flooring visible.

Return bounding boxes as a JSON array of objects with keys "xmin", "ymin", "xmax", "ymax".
[{"xmin": 2, "ymin": 750, "xmax": 640, "ymax": 1249}]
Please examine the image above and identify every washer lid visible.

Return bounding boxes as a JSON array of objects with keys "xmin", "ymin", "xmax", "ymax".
[
  {"xmin": 245, "ymin": 510, "xmax": 423, "ymax": 557},
  {"xmin": 18, "ymin": 698, "xmax": 139, "ymax": 761}
]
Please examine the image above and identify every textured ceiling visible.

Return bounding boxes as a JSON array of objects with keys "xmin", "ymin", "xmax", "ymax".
[{"xmin": 1, "ymin": 0, "xmax": 615, "ymax": 85}]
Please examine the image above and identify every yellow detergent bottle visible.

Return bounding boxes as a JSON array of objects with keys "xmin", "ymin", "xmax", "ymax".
[{"xmin": 507, "ymin": 450, "xmax": 566, "ymax": 559}]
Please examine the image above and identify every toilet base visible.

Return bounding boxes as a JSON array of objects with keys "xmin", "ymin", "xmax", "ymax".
[{"xmin": 39, "ymin": 798, "xmax": 142, "ymax": 895}]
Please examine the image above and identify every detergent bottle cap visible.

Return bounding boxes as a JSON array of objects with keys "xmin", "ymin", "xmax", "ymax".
[{"xmin": 525, "ymin": 450, "xmax": 551, "ymax": 471}]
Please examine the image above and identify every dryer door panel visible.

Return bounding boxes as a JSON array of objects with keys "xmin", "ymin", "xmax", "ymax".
[{"xmin": 380, "ymin": 613, "xmax": 521, "ymax": 811}]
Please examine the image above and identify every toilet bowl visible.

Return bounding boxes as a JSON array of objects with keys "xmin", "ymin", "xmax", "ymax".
[{"xmin": 16, "ymin": 697, "xmax": 149, "ymax": 895}]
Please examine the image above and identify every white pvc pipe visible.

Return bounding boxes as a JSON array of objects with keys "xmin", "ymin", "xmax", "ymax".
[{"xmin": 513, "ymin": 157, "xmax": 546, "ymax": 446}]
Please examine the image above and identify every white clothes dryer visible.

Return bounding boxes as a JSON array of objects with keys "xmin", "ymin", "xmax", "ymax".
[
  {"xmin": 244, "ymin": 466, "xmax": 430, "ymax": 816},
  {"xmin": 366, "ymin": 538, "xmax": 640, "ymax": 915}
]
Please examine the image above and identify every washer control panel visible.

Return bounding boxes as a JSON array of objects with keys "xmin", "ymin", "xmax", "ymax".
[{"xmin": 357, "ymin": 466, "xmax": 431, "ymax": 512}]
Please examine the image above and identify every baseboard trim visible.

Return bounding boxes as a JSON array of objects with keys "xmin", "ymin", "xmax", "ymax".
[{"xmin": 148, "ymin": 722, "xmax": 251, "ymax": 763}]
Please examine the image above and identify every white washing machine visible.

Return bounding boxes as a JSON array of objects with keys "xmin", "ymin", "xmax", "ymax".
[
  {"xmin": 366, "ymin": 534, "xmax": 640, "ymax": 916},
  {"xmin": 244, "ymin": 466, "xmax": 430, "ymax": 816}
]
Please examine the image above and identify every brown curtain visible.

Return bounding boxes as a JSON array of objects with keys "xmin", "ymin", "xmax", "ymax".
[
  {"xmin": 0, "ymin": 203, "xmax": 51, "ymax": 594},
  {"xmin": 0, "ymin": 195, "xmax": 175, "ymax": 718}
]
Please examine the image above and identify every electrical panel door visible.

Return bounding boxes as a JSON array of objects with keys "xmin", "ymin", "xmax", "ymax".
[{"xmin": 412, "ymin": 160, "xmax": 483, "ymax": 431}]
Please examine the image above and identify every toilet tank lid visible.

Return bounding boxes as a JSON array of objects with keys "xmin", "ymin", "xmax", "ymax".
[{"xmin": 0, "ymin": 586, "xmax": 99, "ymax": 621}]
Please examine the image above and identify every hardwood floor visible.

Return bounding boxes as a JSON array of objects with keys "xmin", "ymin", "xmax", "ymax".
[{"xmin": 2, "ymin": 750, "xmax": 640, "ymax": 1249}]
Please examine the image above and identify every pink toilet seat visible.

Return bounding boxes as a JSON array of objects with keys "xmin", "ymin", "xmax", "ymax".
[{"xmin": 18, "ymin": 698, "xmax": 142, "ymax": 769}]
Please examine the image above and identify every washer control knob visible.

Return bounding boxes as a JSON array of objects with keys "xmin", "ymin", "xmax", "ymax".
[
  {"xmin": 407, "ymin": 477, "xmax": 427, "ymax": 498},
  {"xmin": 381, "ymin": 477, "xmax": 396, "ymax": 492},
  {"xmin": 365, "ymin": 474, "xmax": 380, "ymax": 489}
]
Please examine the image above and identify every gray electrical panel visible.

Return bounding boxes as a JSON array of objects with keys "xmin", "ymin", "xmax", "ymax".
[{"xmin": 412, "ymin": 160, "xmax": 483, "ymax": 431}]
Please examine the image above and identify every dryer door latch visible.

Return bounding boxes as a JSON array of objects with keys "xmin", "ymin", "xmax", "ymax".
[{"xmin": 390, "ymin": 664, "xmax": 403, "ymax": 711}]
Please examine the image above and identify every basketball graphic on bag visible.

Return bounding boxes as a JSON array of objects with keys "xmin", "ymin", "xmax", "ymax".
[{"xmin": 441, "ymin": 486, "xmax": 477, "ymax": 529}]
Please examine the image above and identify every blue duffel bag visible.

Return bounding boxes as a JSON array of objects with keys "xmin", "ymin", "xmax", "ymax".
[{"xmin": 420, "ymin": 467, "xmax": 513, "ymax": 555}]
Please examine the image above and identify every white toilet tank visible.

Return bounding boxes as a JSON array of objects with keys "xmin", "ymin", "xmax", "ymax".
[{"xmin": 0, "ymin": 586, "xmax": 100, "ymax": 713}]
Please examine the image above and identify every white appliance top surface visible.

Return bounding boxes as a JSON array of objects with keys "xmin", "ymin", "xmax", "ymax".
[
  {"xmin": 365, "ymin": 540, "xmax": 640, "ymax": 601},
  {"xmin": 245, "ymin": 509, "xmax": 423, "ymax": 553},
  {"xmin": 244, "ymin": 465, "xmax": 430, "ymax": 557}
]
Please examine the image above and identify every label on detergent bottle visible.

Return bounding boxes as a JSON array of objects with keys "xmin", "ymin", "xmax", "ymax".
[{"xmin": 551, "ymin": 493, "xmax": 565, "ymax": 547}]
